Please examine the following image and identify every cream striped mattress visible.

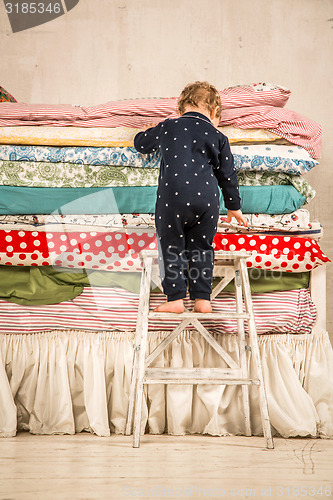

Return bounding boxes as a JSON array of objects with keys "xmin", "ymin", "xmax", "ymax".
[{"xmin": 0, "ymin": 287, "xmax": 316, "ymax": 335}]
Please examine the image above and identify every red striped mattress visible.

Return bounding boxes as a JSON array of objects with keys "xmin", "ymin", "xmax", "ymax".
[{"xmin": 0, "ymin": 287, "xmax": 316, "ymax": 335}]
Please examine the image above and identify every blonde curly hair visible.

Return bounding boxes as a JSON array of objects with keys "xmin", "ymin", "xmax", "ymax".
[{"xmin": 178, "ymin": 81, "xmax": 222, "ymax": 118}]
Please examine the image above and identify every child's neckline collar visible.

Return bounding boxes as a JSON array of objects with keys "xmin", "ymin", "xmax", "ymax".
[{"xmin": 180, "ymin": 111, "xmax": 213, "ymax": 125}]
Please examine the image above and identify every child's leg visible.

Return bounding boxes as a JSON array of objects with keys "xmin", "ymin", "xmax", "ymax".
[
  {"xmin": 155, "ymin": 205, "xmax": 188, "ymax": 312},
  {"xmin": 153, "ymin": 243, "xmax": 186, "ymax": 312},
  {"xmin": 185, "ymin": 207, "xmax": 219, "ymax": 310}
]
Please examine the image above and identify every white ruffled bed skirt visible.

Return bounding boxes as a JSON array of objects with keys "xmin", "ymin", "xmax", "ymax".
[{"xmin": 0, "ymin": 329, "xmax": 332, "ymax": 439}]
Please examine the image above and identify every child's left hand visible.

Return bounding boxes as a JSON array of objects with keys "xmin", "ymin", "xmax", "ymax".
[{"xmin": 226, "ymin": 209, "xmax": 248, "ymax": 227}]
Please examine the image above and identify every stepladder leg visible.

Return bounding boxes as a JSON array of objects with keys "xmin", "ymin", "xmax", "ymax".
[
  {"xmin": 126, "ymin": 259, "xmax": 151, "ymax": 436},
  {"xmin": 133, "ymin": 370, "xmax": 145, "ymax": 448},
  {"xmin": 258, "ymin": 375, "xmax": 274, "ymax": 449},
  {"xmin": 130, "ymin": 255, "xmax": 153, "ymax": 447},
  {"xmin": 234, "ymin": 267, "xmax": 251, "ymax": 437},
  {"xmin": 239, "ymin": 259, "xmax": 274, "ymax": 449},
  {"xmin": 248, "ymin": 317, "xmax": 274, "ymax": 449},
  {"xmin": 125, "ymin": 343, "xmax": 139, "ymax": 436}
]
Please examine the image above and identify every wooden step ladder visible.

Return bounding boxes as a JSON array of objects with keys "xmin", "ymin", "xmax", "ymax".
[{"xmin": 125, "ymin": 250, "xmax": 274, "ymax": 449}]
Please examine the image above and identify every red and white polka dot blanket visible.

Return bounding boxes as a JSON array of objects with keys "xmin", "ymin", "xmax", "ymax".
[
  {"xmin": 0, "ymin": 229, "xmax": 329, "ymax": 272},
  {"xmin": 213, "ymin": 234, "xmax": 329, "ymax": 272}
]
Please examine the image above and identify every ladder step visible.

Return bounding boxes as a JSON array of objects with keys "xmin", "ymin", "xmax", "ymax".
[
  {"xmin": 148, "ymin": 311, "xmax": 251, "ymax": 320},
  {"xmin": 144, "ymin": 367, "xmax": 260, "ymax": 385},
  {"xmin": 140, "ymin": 250, "xmax": 251, "ymax": 260}
]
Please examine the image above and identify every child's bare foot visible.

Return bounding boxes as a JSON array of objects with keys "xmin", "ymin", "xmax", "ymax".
[
  {"xmin": 153, "ymin": 299, "xmax": 185, "ymax": 314},
  {"xmin": 193, "ymin": 299, "xmax": 212, "ymax": 313}
]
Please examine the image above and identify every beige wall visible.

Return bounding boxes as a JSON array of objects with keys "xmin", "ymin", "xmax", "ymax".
[{"xmin": 1, "ymin": 0, "xmax": 332, "ymax": 335}]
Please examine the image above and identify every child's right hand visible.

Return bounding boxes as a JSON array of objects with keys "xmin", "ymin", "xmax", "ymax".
[{"xmin": 226, "ymin": 209, "xmax": 248, "ymax": 227}]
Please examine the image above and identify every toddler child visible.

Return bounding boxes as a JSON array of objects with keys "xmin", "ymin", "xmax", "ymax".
[{"xmin": 134, "ymin": 81, "xmax": 247, "ymax": 313}]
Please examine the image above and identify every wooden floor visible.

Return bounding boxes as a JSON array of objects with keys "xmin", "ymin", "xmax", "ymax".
[{"xmin": 0, "ymin": 432, "xmax": 332, "ymax": 500}]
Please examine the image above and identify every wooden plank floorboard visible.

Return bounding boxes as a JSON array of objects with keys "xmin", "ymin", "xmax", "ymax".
[{"xmin": 0, "ymin": 433, "xmax": 332, "ymax": 499}]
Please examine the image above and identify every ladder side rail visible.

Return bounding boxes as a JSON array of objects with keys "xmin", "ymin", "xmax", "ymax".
[
  {"xmin": 131, "ymin": 256, "xmax": 154, "ymax": 448},
  {"xmin": 234, "ymin": 263, "xmax": 251, "ymax": 437},
  {"xmin": 125, "ymin": 256, "xmax": 153, "ymax": 435},
  {"xmin": 239, "ymin": 258, "xmax": 274, "ymax": 449}
]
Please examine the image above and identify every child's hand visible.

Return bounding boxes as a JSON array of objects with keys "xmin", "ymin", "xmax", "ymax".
[{"xmin": 226, "ymin": 209, "xmax": 248, "ymax": 227}]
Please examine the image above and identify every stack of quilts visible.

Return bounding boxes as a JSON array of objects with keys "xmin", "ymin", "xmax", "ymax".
[
  {"xmin": 0, "ymin": 84, "xmax": 327, "ymax": 273},
  {"xmin": 0, "ymin": 83, "xmax": 332, "ymax": 440}
]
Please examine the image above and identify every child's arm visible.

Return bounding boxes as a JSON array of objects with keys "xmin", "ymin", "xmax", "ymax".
[
  {"xmin": 134, "ymin": 122, "xmax": 164, "ymax": 154},
  {"xmin": 214, "ymin": 136, "xmax": 247, "ymax": 227}
]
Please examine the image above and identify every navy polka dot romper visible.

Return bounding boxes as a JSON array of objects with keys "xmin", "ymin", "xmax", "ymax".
[{"xmin": 134, "ymin": 111, "xmax": 241, "ymax": 302}]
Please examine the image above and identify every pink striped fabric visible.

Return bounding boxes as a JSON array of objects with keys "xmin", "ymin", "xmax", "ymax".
[
  {"xmin": 0, "ymin": 287, "xmax": 316, "ymax": 335},
  {"xmin": 220, "ymin": 106, "xmax": 322, "ymax": 159},
  {"xmin": 220, "ymin": 83, "xmax": 290, "ymax": 108},
  {"xmin": 0, "ymin": 104, "xmax": 321, "ymax": 158},
  {"xmin": 0, "ymin": 83, "xmax": 290, "ymax": 121}
]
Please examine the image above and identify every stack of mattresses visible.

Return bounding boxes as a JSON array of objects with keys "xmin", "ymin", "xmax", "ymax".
[{"xmin": 0, "ymin": 83, "xmax": 332, "ymax": 440}]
